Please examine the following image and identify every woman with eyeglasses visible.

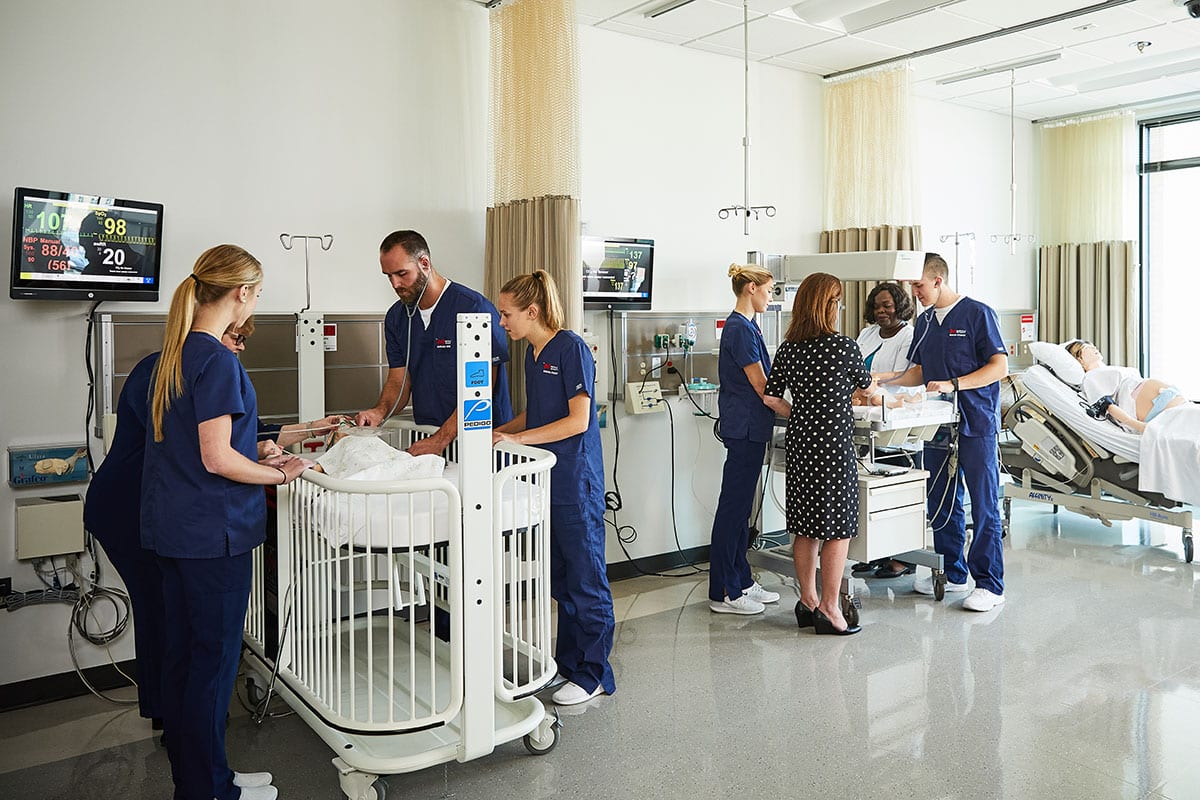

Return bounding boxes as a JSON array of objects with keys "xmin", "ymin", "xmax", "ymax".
[
  {"xmin": 220, "ymin": 317, "xmax": 343, "ymax": 452},
  {"xmin": 762, "ymin": 272, "xmax": 874, "ymax": 635}
]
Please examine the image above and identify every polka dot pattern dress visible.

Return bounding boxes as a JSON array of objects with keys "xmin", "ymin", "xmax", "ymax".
[{"xmin": 764, "ymin": 333, "xmax": 872, "ymax": 540}]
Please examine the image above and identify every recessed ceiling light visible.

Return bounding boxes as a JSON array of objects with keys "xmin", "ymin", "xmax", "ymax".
[{"xmin": 1072, "ymin": 22, "xmax": 1095, "ymax": 31}]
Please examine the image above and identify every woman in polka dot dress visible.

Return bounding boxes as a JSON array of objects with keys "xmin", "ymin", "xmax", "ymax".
[{"xmin": 764, "ymin": 272, "xmax": 874, "ymax": 635}]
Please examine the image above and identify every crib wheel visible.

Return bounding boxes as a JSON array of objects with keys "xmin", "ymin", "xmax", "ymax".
[
  {"xmin": 364, "ymin": 778, "xmax": 387, "ymax": 800},
  {"xmin": 934, "ymin": 573, "xmax": 946, "ymax": 601},
  {"xmin": 1184, "ymin": 535, "xmax": 1193, "ymax": 564},
  {"xmin": 524, "ymin": 723, "xmax": 559, "ymax": 755}
]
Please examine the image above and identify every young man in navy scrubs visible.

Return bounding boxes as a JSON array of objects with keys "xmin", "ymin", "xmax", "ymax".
[
  {"xmin": 887, "ymin": 253, "xmax": 1009, "ymax": 612},
  {"xmin": 355, "ymin": 230, "xmax": 513, "ymax": 452}
]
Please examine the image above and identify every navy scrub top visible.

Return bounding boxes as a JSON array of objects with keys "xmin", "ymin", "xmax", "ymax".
[
  {"xmin": 140, "ymin": 333, "xmax": 266, "ymax": 558},
  {"xmin": 717, "ymin": 312, "xmax": 775, "ymax": 443},
  {"xmin": 907, "ymin": 296, "xmax": 1008, "ymax": 437},
  {"xmin": 384, "ymin": 281, "xmax": 513, "ymax": 428},
  {"xmin": 524, "ymin": 330, "xmax": 603, "ymax": 506},
  {"xmin": 84, "ymin": 352, "xmax": 159, "ymax": 540}
]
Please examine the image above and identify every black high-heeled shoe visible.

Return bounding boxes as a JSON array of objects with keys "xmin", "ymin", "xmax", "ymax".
[
  {"xmin": 812, "ymin": 607, "xmax": 861, "ymax": 636},
  {"xmin": 794, "ymin": 601, "xmax": 814, "ymax": 628}
]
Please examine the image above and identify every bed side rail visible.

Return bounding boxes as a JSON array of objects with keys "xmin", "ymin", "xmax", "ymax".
[{"xmin": 492, "ymin": 442, "xmax": 557, "ymax": 701}]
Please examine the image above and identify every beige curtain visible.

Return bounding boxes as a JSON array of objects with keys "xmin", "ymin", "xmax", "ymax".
[
  {"xmin": 823, "ymin": 65, "xmax": 916, "ymax": 230},
  {"xmin": 819, "ymin": 224, "xmax": 922, "ymax": 335},
  {"xmin": 487, "ymin": 0, "xmax": 581, "ymax": 413},
  {"xmin": 1038, "ymin": 241, "xmax": 1138, "ymax": 366}
]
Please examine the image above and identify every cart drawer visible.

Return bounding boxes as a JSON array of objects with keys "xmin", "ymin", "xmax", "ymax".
[
  {"xmin": 849, "ymin": 503, "xmax": 926, "ymax": 564},
  {"xmin": 864, "ymin": 480, "xmax": 925, "ymax": 513}
]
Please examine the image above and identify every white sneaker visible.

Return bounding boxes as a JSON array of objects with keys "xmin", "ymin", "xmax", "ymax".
[
  {"xmin": 709, "ymin": 595, "xmax": 766, "ymax": 615},
  {"xmin": 236, "ymin": 785, "xmax": 278, "ymax": 800},
  {"xmin": 962, "ymin": 588, "xmax": 1005, "ymax": 612},
  {"xmin": 742, "ymin": 581, "xmax": 781, "ymax": 604},
  {"xmin": 552, "ymin": 681, "xmax": 604, "ymax": 706},
  {"xmin": 913, "ymin": 574, "xmax": 969, "ymax": 596},
  {"xmin": 234, "ymin": 773, "xmax": 273, "ymax": 789}
]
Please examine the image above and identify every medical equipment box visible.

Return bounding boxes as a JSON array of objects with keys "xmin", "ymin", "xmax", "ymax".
[
  {"xmin": 15, "ymin": 494, "xmax": 85, "ymax": 559},
  {"xmin": 8, "ymin": 443, "xmax": 89, "ymax": 487}
]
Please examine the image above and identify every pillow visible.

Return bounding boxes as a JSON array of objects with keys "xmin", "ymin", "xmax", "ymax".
[{"xmin": 1028, "ymin": 341, "xmax": 1085, "ymax": 387}]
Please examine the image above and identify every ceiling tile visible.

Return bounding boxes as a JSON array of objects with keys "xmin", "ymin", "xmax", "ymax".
[
  {"xmin": 908, "ymin": 53, "xmax": 974, "ymax": 81},
  {"xmin": 771, "ymin": 34, "xmax": 907, "ymax": 72},
  {"xmin": 683, "ymin": 39, "xmax": 752, "ymax": 58},
  {"xmin": 578, "ymin": 0, "xmax": 658, "ymax": 22},
  {"xmin": 936, "ymin": 33, "xmax": 1062, "ymax": 67},
  {"xmin": 954, "ymin": 79, "xmax": 1079, "ymax": 109},
  {"xmin": 1011, "ymin": 94, "xmax": 1098, "ymax": 119},
  {"xmin": 745, "ymin": 0, "xmax": 799, "ymax": 12},
  {"xmin": 855, "ymin": 9, "xmax": 999, "ymax": 51},
  {"xmin": 1071, "ymin": 20, "xmax": 1200, "ymax": 62},
  {"xmin": 761, "ymin": 57, "xmax": 827, "ymax": 75},
  {"xmin": 1124, "ymin": 0, "xmax": 1200, "ymax": 24},
  {"xmin": 912, "ymin": 70, "xmax": 1017, "ymax": 101},
  {"xmin": 579, "ymin": 13, "xmax": 603, "ymax": 25},
  {"xmin": 946, "ymin": 0, "xmax": 1103, "ymax": 29},
  {"xmin": 610, "ymin": 0, "xmax": 760, "ymax": 40},
  {"xmin": 597, "ymin": 19, "xmax": 693, "ymax": 43},
  {"xmin": 696, "ymin": 13, "xmax": 841, "ymax": 54},
  {"xmin": 1014, "ymin": 4, "xmax": 1174, "ymax": 47}
]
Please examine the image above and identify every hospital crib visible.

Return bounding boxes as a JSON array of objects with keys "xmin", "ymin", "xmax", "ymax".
[{"xmin": 242, "ymin": 423, "xmax": 560, "ymax": 800}]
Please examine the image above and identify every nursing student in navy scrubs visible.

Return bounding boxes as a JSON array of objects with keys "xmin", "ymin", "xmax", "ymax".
[
  {"xmin": 83, "ymin": 350, "xmax": 165, "ymax": 728},
  {"xmin": 142, "ymin": 245, "xmax": 309, "ymax": 800},
  {"xmin": 355, "ymin": 230, "xmax": 513, "ymax": 452},
  {"xmin": 492, "ymin": 270, "xmax": 616, "ymax": 707},
  {"xmin": 708, "ymin": 263, "xmax": 784, "ymax": 616}
]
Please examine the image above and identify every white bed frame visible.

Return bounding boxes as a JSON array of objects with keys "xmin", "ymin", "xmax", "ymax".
[{"xmin": 242, "ymin": 314, "xmax": 560, "ymax": 800}]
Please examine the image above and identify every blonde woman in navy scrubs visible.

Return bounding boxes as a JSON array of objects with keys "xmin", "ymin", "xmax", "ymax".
[
  {"xmin": 708, "ymin": 263, "xmax": 784, "ymax": 615},
  {"xmin": 142, "ymin": 245, "xmax": 308, "ymax": 800},
  {"xmin": 493, "ymin": 270, "xmax": 616, "ymax": 707}
]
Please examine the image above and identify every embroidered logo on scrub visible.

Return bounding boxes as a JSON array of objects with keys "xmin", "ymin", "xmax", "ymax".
[
  {"xmin": 948, "ymin": 328, "xmax": 967, "ymax": 338},
  {"xmin": 435, "ymin": 337, "xmax": 452, "ymax": 349},
  {"xmin": 541, "ymin": 361, "xmax": 559, "ymax": 376}
]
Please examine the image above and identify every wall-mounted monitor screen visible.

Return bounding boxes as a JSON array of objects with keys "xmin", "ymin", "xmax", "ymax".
[
  {"xmin": 10, "ymin": 186, "xmax": 164, "ymax": 302},
  {"xmin": 582, "ymin": 236, "xmax": 653, "ymax": 310}
]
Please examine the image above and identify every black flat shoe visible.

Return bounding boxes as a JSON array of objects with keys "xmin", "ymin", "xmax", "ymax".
[
  {"xmin": 851, "ymin": 561, "xmax": 876, "ymax": 573},
  {"xmin": 873, "ymin": 562, "xmax": 916, "ymax": 579},
  {"xmin": 794, "ymin": 601, "xmax": 814, "ymax": 628},
  {"xmin": 812, "ymin": 607, "xmax": 861, "ymax": 636}
]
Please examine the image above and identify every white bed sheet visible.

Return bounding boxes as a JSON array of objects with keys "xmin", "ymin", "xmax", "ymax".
[
  {"xmin": 853, "ymin": 399, "xmax": 956, "ymax": 424},
  {"xmin": 312, "ymin": 463, "xmax": 544, "ymax": 550},
  {"xmin": 1139, "ymin": 404, "xmax": 1200, "ymax": 507},
  {"xmin": 1019, "ymin": 365, "xmax": 1140, "ymax": 462}
]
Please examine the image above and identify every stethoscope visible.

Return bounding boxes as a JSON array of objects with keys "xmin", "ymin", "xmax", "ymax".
[{"xmin": 380, "ymin": 268, "xmax": 431, "ymax": 424}]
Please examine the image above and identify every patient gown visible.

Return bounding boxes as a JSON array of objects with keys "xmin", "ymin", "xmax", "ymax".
[{"xmin": 764, "ymin": 333, "xmax": 871, "ymax": 540}]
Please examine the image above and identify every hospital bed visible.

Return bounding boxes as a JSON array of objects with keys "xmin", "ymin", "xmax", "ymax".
[
  {"xmin": 1000, "ymin": 362, "xmax": 1195, "ymax": 562},
  {"xmin": 241, "ymin": 314, "xmax": 561, "ymax": 800}
]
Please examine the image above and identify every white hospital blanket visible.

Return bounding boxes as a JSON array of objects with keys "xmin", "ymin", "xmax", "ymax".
[
  {"xmin": 1139, "ymin": 404, "xmax": 1200, "ymax": 507},
  {"xmin": 853, "ymin": 398, "xmax": 955, "ymax": 423},
  {"xmin": 311, "ymin": 463, "xmax": 544, "ymax": 550},
  {"xmin": 316, "ymin": 435, "xmax": 445, "ymax": 482}
]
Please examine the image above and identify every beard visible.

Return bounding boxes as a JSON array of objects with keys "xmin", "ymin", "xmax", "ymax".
[{"xmin": 397, "ymin": 269, "xmax": 429, "ymax": 306}]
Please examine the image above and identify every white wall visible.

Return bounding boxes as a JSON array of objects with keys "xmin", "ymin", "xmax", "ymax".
[{"xmin": 0, "ymin": 0, "xmax": 488, "ymax": 687}]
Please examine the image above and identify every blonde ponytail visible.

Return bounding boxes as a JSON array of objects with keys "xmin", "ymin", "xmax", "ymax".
[
  {"xmin": 150, "ymin": 245, "xmax": 263, "ymax": 441},
  {"xmin": 728, "ymin": 262, "xmax": 773, "ymax": 297},
  {"xmin": 500, "ymin": 269, "xmax": 565, "ymax": 332}
]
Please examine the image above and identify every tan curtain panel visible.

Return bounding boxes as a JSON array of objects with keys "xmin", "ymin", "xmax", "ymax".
[
  {"xmin": 823, "ymin": 65, "xmax": 917, "ymax": 230},
  {"xmin": 484, "ymin": 197, "xmax": 582, "ymax": 413},
  {"xmin": 487, "ymin": 0, "xmax": 581, "ymax": 413},
  {"xmin": 819, "ymin": 225, "xmax": 922, "ymax": 335},
  {"xmin": 1038, "ymin": 241, "xmax": 1138, "ymax": 367}
]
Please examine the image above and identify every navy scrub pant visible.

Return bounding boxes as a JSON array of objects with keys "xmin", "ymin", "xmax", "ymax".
[
  {"xmin": 95, "ymin": 536, "xmax": 165, "ymax": 719},
  {"xmin": 708, "ymin": 437, "xmax": 766, "ymax": 602},
  {"xmin": 924, "ymin": 434, "xmax": 1004, "ymax": 595},
  {"xmin": 549, "ymin": 485, "xmax": 616, "ymax": 696},
  {"xmin": 159, "ymin": 552, "xmax": 253, "ymax": 800}
]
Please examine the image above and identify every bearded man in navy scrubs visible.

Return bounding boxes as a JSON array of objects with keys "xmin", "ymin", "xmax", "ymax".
[
  {"xmin": 355, "ymin": 230, "xmax": 513, "ymax": 453},
  {"xmin": 886, "ymin": 253, "xmax": 1009, "ymax": 612}
]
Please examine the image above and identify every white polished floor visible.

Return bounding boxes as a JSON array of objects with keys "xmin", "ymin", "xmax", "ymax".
[{"xmin": 3, "ymin": 502, "xmax": 1200, "ymax": 799}]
